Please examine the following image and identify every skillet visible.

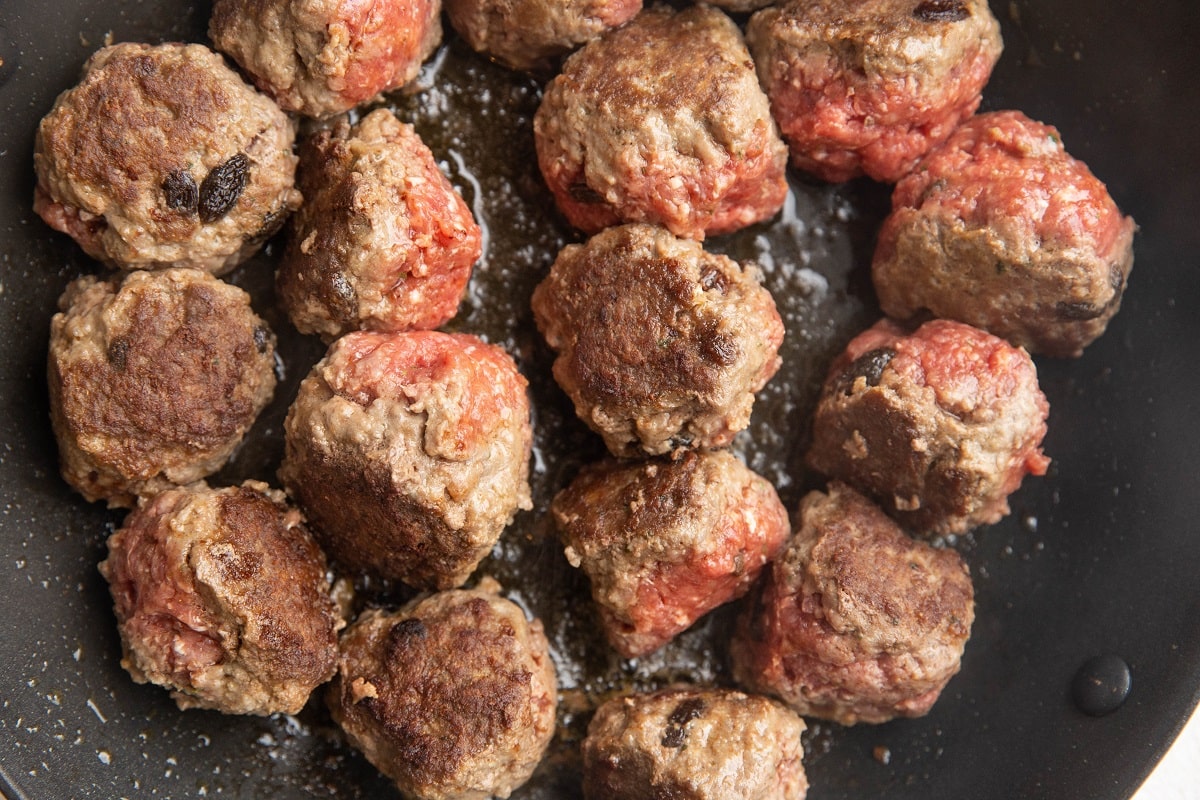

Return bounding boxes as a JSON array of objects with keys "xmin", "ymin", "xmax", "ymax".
[{"xmin": 1, "ymin": 1, "xmax": 1198, "ymax": 798}]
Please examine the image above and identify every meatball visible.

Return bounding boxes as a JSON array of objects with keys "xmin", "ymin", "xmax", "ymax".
[
  {"xmin": 277, "ymin": 109, "xmax": 482, "ymax": 339},
  {"xmin": 209, "ymin": 0, "xmax": 441, "ymax": 118},
  {"xmin": 582, "ymin": 687, "xmax": 808, "ymax": 800},
  {"xmin": 732, "ymin": 482, "xmax": 974, "ymax": 725},
  {"xmin": 746, "ymin": 0, "xmax": 1003, "ymax": 183},
  {"xmin": 279, "ymin": 330, "xmax": 533, "ymax": 590},
  {"xmin": 33, "ymin": 42, "xmax": 300, "ymax": 274},
  {"xmin": 445, "ymin": 0, "xmax": 641, "ymax": 73},
  {"xmin": 329, "ymin": 578, "xmax": 557, "ymax": 800},
  {"xmin": 48, "ymin": 269, "xmax": 277, "ymax": 508},
  {"xmin": 531, "ymin": 224, "xmax": 783, "ymax": 458},
  {"xmin": 805, "ymin": 318, "xmax": 1050, "ymax": 536},
  {"xmin": 533, "ymin": 5, "xmax": 788, "ymax": 240},
  {"xmin": 98, "ymin": 481, "xmax": 342, "ymax": 715},
  {"xmin": 872, "ymin": 110, "xmax": 1137, "ymax": 357},
  {"xmin": 551, "ymin": 450, "xmax": 790, "ymax": 658}
]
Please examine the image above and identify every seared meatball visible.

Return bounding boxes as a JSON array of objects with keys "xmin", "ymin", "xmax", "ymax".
[
  {"xmin": 48, "ymin": 269, "xmax": 277, "ymax": 508},
  {"xmin": 445, "ymin": 0, "xmax": 641, "ymax": 72},
  {"xmin": 531, "ymin": 224, "xmax": 783, "ymax": 458},
  {"xmin": 582, "ymin": 687, "xmax": 807, "ymax": 800},
  {"xmin": 551, "ymin": 450, "xmax": 790, "ymax": 658},
  {"xmin": 34, "ymin": 42, "xmax": 300, "ymax": 275},
  {"xmin": 806, "ymin": 318, "xmax": 1049, "ymax": 536},
  {"xmin": 210, "ymin": 0, "xmax": 441, "ymax": 118},
  {"xmin": 280, "ymin": 330, "xmax": 533, "ymax": 590},
  {"xmin": 99, "ymin": 481, "xmax": 342, "ymax": 715},
  {"xmin": 277, "ymin": 109, "xmax": 482, "ymax": 339},
  {"xmin": 746, "ymin": 0, "xmax": 1002, "ymax": 183},
  {"xmin": 873, "ymin": 110, "xmax": 1137, "ymax": 357},
  {"xmin": 534, "ymin": 5, "xmax": 788, "ymax": 240},
  {"xmin": 329, "ymin": 578, "xmax": 557, "ymax": 800},
  {"xmin": 732, "ymin": 483, "xmax": 974, "ymax": 725}
]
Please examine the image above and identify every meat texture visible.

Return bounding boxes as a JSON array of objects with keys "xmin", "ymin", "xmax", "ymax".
[
  {"xmin": 277, "ymin": 109, "xmax": 482, "ymax": 339},
  {"xmin": 99, "ymin": 481, "xmax": 342, "ymax": 715},
  {"xmin": 746, "ymin": 0, "xmax": 1002, "ymax": 183},
  {"xmin": 582, "ymin": 687, "xmax": 808, "ymax": 800},
  {"xmin": 209, "ymin": 0, "xmax": 442, "ymax": 118},
  {"xmin": 33, "ymin": 43, "xmax": 300, "ymax": 274},
  {"xmin": 534, "ymin": 5, "xmax": 788, "ymax": 239},
  {"xmin": 280, "ymin": 330, "xmax": 532, "ymax": 590},
  {"xmin": 732, "ymin": 482, "xmax": 974, "ymax": 725},
  {"xmin": 445, "ymin": 0, "xmax": 641, "ymax": 72},
  {"xmin": 48, "ymin": 269, "xmax": 277, "ymax": 508},
  {"xmin": 805, "ymin": 318, "xmax": 1049, "ymax": 536},
  {"xmin": 551, "ymin": 450, "xmax": 790, "ymax": 658},
  {"xmin": 872, "ymin": 110, "xmax": 1137, "ymax": 357},
  {"xmin": 531, "ymin": 223, "xmax": 783, "ymax": 458},
  {"xmin": 329, "ymin": 579, "xmax": 557, "ymax": 800}
]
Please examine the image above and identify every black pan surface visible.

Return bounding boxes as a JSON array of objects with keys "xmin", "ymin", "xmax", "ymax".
[{"xmin": 2, "ymin": 2, "xmax": 1199, "ymax": 798}]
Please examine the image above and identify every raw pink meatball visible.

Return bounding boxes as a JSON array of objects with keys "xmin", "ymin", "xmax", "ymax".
[
  {"xmin": 277, "ymin": 109, "xmax": 482, "ymax": 339},
  {"xmin": 210, "ymin": 0, "xmax": 442, "ymax": 118},
  {"xmin": 873, "ymin": 110, "xmax": 1137, "ymax": 357},
  {"xmin": 746, "ymin": 0, "xmax": 1002, "ymax": 183},
  {"xmin": 534, "ymin": 5, "xmax": 788, "ymax": 240}
]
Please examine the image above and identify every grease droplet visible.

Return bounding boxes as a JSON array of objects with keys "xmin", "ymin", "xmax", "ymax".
[{"xmin": 1072, "ymin": 653, "xmax": 1131, "ymax": 716}]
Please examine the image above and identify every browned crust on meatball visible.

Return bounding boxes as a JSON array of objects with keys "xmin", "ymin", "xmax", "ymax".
[
  {"xmin": 732, "ymin": 483, "xmax": 974, "ymax": 725},
  {"xmin": 277, "ymin": 109, "xmax": 482, "ymax": 339},
  {"xmin": 551, "ymin": 450, "xmax": 790, "ymax": 657},
  {"xmin": 582, "ymin": 687, "xmax": 808, "ymax": 800},
  {"xmin": 329, "ymin": 580, "xmax": 557, "ymax": 799},
  {"xmin": 33, "ymin": 42, "xmax": 300, "ymax": 274},
  {"xmin": 279, "ymin": 331, "xmax": 533, "ymax": 590},
  {"xmin": 99, "ymin": 481, "xmax": 342, "ymax": 715},
  {"xmin": 531, "ymin": 223, "xmax": 783, "ymax": 457},
  {"xmin": 48, "ymin": 269, "xmax": 277, "ymax": 508}
]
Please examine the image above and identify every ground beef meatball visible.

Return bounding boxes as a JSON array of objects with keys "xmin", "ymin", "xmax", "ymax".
[
  {"xmin": 531, "ymin": 224, "xmax": 783, "ymax": 458},
  {"xmin": 99, "ymin": 481, "xmax": 342, "ymax": 715},
  {"xmin": 533, "ymin": 5, "xmax": 788, "ymax": 240},
  {"xmin": 329, "ymin": 578, "xmax": 557, "ymax": 800},
  {"xmin": 445, "ymin": 0, "xmax": 641, "ymax": 73},
  {"xmin": 551, "ymin": 450, "xmax": 790, "ymax": 658},
  {"xmin": 746, "ymin": 0, "xmax": 1003, "ymax": 183},
  {"xmin": 582, "ymin": 687, "xmax": 807, "ymax": 800},
  {"xmin": 280, "ymin": 330, "xmax": 532, "ymax": 590},
  {"xmin": 34, "ymin": 42, "xmax": 300, "ymax": 274},
  {"xmin": 277, "ymin": 109, "xmax": 482, "ymax": 339},
  {"xmin": 48, "ymin": 269, "xmax": 277, "ymax": 508},
  {"xmin": 805, "ymin": 318, "xmax": 1049, "ymax": 536},
  {"xmin": 872, "ymin": 110, "xmax": 1137, "ymax": 357},
  {"xmin": 209, "ymin": 0, "xmax": 441, "ymax": 118},
  {"xmin": 732, "ymin": 482, "xmax": 974, "ymax": 725}
]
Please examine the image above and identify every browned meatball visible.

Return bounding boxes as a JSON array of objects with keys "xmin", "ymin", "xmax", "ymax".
[
  {"xmin": 280, "ymin": 330, "xmax": 533, "ymax": 590},
  {"xmin": 210, "ymin": 0, "xmax": 442, "ymax": 118},
  {"xmin": 806, "ymin": 318, "xmax": 1049, "ymax": 536},
  {"xmin": 445, "ymin": 0, "xmax": 642, "ymax": 72},
  {"xmin": 329, "ymin": 578, "xmax": 557, "ymax": 799},
  {"xmin": 534, "ymin": 5, "xmax": 788, "ymax": 240},
  {"xmin": 746, "ymin": 0, "xmax": 1002, "ymax": 183},
  {"xmin": 873, "ymin": 110, "xmax": 1137, "ymax": 357},
  {"xmin": 48, "ymin": 269, "xmax": 277, "ymax": 508},
  {"xmin": 582, "ymin": 687, "xmax": 808, "ymax": 800},
  {"xmin": 277, "ymin": 109, "xmax": 482, "ymax": 339},
  {"xmin": 732, "ymin": 483, "xmax": 974, "ymax": 725},
  {"xmin": 34, "ymin": 42, "xmax": 300, "ymax": 274},
  {"xmin": 531, "ymin": 224, "xmax": 784, "ymax": 458},
  {"xmin": 551, "ymin": 450, "xmax": 790, "ymax": 658},
  {"xmin": 98, "ymin": 481, "xmax": 342, "ymax": 715}
]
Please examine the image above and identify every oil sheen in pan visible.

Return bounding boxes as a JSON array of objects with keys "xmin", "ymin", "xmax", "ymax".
[{"xmin": 213, "ymin": 35, "xmax": 889, "ymax": 798}]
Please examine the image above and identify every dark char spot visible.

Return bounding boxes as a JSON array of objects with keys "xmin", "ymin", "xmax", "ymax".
[
  {"xmin": 913, "ymin": 0, "xmax": 970, "ymax": 22},
  {"xmin": 661, "ymin": 697, "xmax": 706, "ymax": 748},
  {"xmin": 567, "ymin": 181, "xmax": 606, "ymax": 204},
  {"xmin": 199, "ymin": 153, "xmax": 250, "ymax": 224},
  {"xmin": 253, "ymin": 326, "xmax": 271, "ymax": 353},
  {"xmin": 839, "ymin": 347, "xmax": 896, "ymax": 395},
  {"xmin": 391, "ymin": 617, "xmax": 428, "ymax": 641},
  {"xmin": 699, "ymin": 266, "xmax": 728, "ymax": 293},
  {"xmin": 162, "ymin": 169, "xmax": 198, "ymax": 213},
  {"xmin": 107, "ymin": 338, "xmax": 130, "ymax": 371},
  {"xmin": 1056, "ymin": 300, "xmax": 1103, "ymax": 320}
]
